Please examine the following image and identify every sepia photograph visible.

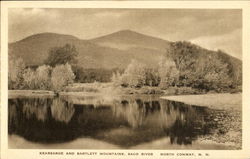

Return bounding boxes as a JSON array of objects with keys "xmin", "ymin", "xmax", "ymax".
[
  {"xmin": 7, "ymin": 8, "xmax": 242, "ymax": 150},
  {"xmin": 2, "ymin": 1, "xmax": 250, "ymax": 158}
]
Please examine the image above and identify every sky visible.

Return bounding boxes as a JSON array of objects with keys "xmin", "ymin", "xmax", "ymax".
[{"xmin": 8, "ymin": 8, "xmax": 242, "ymax": 59}]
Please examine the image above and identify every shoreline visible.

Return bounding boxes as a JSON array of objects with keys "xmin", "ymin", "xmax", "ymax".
[
  {"xmin": 8, "ymin": 90, "xmax": 55, "ymax": 99},
  {"xmin": 160, "ymin": 93, "xmax": 241, "ymax": 110}
]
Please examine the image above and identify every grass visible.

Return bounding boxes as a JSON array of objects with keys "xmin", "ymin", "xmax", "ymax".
[
  {"xmin": 64, "ymin": 83, "xmax": 100, "ymax": 92},
  {"xmin": 8, "ymin": 90, "xmax": 55, "ymax": 99},
  {"xmin": 120, "ymin": 86, "xmax": 164, "ymax": 95},
  {"xmin": 161, "ymin": 93, "xmax": 242, "ymax": 110},
  {"xmin": 9, "ymin": 82, "xmax": 242, "ymax": 100}
]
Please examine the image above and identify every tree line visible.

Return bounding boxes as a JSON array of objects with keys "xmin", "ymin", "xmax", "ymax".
[
  {"xmin": 8, "ymin": 44, "xmax": 76, "ymax": 91},
  {"xmin": 9, "ymin": 42, "xmax": 242, "ymax": 93},
  {"xmin": 8, "ymin": 57, "xmax": 75, "ymax": 91},
  {"xmin": 112, "ymin": 41, "xmax": 242, "ymax": 92}
]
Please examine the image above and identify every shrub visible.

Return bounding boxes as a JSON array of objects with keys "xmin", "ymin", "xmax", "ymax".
[
  {"xmin": 139, "ymin": 86, "xmax": 164, "ymax": 94},
  {"xmin": 23, "ymin": 65, "xmax": 52, "ymax": 90},
  {"xmin": 35, "ymin": 65, "xmax": 52, "ymax": 89},
  {"xmin": 8, "ymin": 56, "xmax": 26, "ymax": 89},
  {"xmin": 23, "ymin": 68, "xmax": 36, "ymax": 89},
  {"xmin": 144, "ymin": 68, "xmax": 161, "ymax": 87},
  {"xmin": 51, "ymin": 63, "xmax": 75, "ymax": 91},
  {"xmin": 158, "ymin": 57, "xmax": 179, "ymax": 89},
  {"xmin": 119, "ymin": 60, "xmax": 146, "ymax": 88}
]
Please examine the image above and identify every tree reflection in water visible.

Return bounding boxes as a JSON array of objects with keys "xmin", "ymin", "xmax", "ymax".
[
  {"xmin": 22, "ymin": 98, "xmax": 51, "ymax": 122},
  {"xmin": 51, "ymin": 98, "xmax": 75, "ymax": 123},
  {"xmin": 8, "ymin": 96, "xmax": 216, "ymax": 147},
  {"xmin": 161, "ymin": 100, "xmax": 208, "ymax": 145}
]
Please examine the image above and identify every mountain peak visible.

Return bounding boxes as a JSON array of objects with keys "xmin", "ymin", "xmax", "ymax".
[
  {"xmin": 116, "ymin": 29, "xmax": 139, "ymax": 34},
  {"xmin": 109, "ymin": 29, "xmax": 152, "ymax": 37},
  {"xmin": 90, "ymin": 29, "xmax": 170, "ymax": 51},
  {"xmin": 15, "ymin": 32, "xmax": 79, "ymax": 43}
]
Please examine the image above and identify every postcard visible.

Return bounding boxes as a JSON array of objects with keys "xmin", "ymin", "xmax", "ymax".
[{"xmin": 1, "ymin": 1, "xmax": 250, "ymax": 159}]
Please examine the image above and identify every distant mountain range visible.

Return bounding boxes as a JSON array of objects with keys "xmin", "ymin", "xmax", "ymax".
[{"xmin": 9, "ymin": 30, "xmax": 241, "ymax": 69}]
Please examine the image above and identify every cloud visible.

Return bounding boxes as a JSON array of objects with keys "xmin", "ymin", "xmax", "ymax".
[
  {"xmin": 93, "ymin": 10, "xmax": 129, "ymax": 18},
  {"xmin": 144, "ymin": 9, "xmax": 242, "ymax": 41},
  {"xmin": 9, "ymin": 8, "xmax": 59, "ymax": 23},
  {"xmin": 190, "ymin": 28, "xmax": 242, "ymax": 59},
  {"xmin": 8, "ymin": 8, "xmax": 242, "ymax": 58},
  {"xmin": 8, "ymin": 8, "xmax": 60, "ymax": 42}
]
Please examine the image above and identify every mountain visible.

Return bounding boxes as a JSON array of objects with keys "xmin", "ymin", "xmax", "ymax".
[
  {"xmin": 90, "ymin": 29, "xmax": 170, "ymax": 52},
  {"xmin": 9, "ymin": 30, "xmax": 241, "ymax": 72},
  {"xmin": 9, "ymin": 33, "xmax": 80, "ymax": 66},
  {"xmin": 9, "ymin": 31, "xmax": 170, "ymax": 69}
]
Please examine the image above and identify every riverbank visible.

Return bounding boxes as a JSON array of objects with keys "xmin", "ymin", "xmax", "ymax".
[
  {"xmin": 161, "ymin": 93, "xmax": 242, "ymax": 149},
  {"xmin": 9, "ymin": 82, "xmax": 241, "ymax": 98},
  {"xmin": 8, "ymin": 90, "xmax": 55, "ymax": 99},
  {"xmin": 160, "ymin": 93, "xmax": 241, "ymax": 110}
]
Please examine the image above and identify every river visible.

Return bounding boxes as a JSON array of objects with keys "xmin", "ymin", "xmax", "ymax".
[{"xmin": 8, "ymin": 95, "xmax": 235, "ymax": 149}]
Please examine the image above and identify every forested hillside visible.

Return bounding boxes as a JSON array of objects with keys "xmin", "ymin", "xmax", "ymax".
[{"xmin": 9, "ymin": 30, "xmax": 242, "ymax": 91}]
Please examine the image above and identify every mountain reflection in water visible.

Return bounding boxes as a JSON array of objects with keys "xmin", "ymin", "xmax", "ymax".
[{"xmin": 8, "ymin": 96, "xmax": 216, "ymax": 148}]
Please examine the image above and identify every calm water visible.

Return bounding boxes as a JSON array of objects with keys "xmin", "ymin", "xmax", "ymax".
[{"xmin": 8, "ymin": 95, "xmax": 220, "ymax": 149}]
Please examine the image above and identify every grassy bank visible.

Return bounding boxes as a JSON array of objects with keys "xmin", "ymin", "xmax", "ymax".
[
  {"xmin": 9, "ymin": 82, "xmax": 242, "ymax": 97},
  {"xmin": 63, "ymin": 82, "xmax": 241, "ymax": 95},
  {"xmin": 8, "ymin": 90, "xmax": 55, "ymax": 99},
  {"xmin": 161, "ymin": 93, "xmax": 241, "ymax": 110},
  {"xmin": 63, "ymin": 83, "xmax": 205, "ymax": 96}
]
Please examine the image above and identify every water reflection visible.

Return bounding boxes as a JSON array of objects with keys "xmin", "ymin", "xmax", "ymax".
[
  {"xmin": 22, "ymin": 98, "xmax": 50, "ymax": 122},
  {"xmin": 8, "ymin": 96, "xmax": 216, "ymax": 147},
  {"xmin": 162, "ymin": 101, "xmax": 207, "ymax": 145},
  {"xmin": 51, "ymin": 98, "xmax": 75, "ymax": 123}
]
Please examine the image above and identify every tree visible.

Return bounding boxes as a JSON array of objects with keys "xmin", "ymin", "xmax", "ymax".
[
  {"xmin": 167, "ymin": 41, "xmax": 198, "ymax": 73},
  {"xmin": 120, "ymin": 60, "xmax": 146, "ymax": 87},
  {"xmin": 199, "ymin": 54, "xmax": 232, "ymax": 91},
  {"xmin": 217, "ymin": 49, "xmax": 242, "ymax": 87},
  {"xmin": 144, "ymin": 68, "xmax": 160, "ymax": 87},
  {"xmin": 166, "ymin": 41, "xmax": 235, "ymax": 91},
  {"xmin": 35, "ymin": 65, "xmax": 52, "ymax": 89},
  {"xmin": 23, "ymin": 65, "xmax": 52, "ymax": 90},
  {"xmin": 45, "ymin": 44, "xmax": 78, "ymax": 67},
  {"xmin": 51, "ymin": 63, "xmax": 75, "ymax": 91},
  {"xmin": 8, "ymin": 56, "xmax": 26, "ymax": 89},
  {"xmin": 23, "ymin": 68, "xmax": 36, "ymax": 89},
  {"xmin": 158, "ymin": 57, "xmax": 179, "ymax": 89},
  {"xmin": 166, "ymin": 41, "xmax": 201, "ymax": 87}
]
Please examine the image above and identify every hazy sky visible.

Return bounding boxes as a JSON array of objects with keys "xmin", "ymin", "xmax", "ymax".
[{"xmin": 9, "ymin": 8, "xmax": 242, "ymax": 59}]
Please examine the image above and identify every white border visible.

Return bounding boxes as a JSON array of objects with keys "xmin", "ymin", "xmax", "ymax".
[{"xmin": 1, "ymin": 1, "xmax": 250, "ymax": 159}]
